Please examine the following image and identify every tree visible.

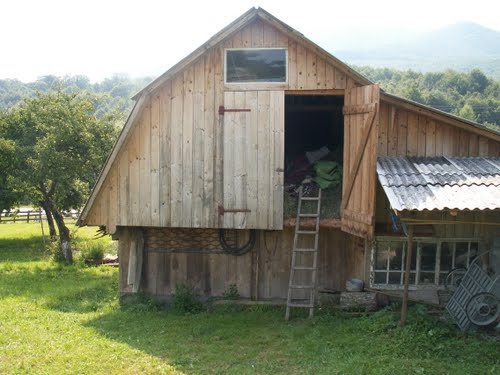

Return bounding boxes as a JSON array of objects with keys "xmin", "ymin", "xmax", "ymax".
[{"xmin": 1, "ymin": 89, "xmax": 121, "ymax": 262}]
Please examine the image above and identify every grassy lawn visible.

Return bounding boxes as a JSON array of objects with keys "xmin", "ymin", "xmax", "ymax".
[{"xmin": 0, "ymin": 223, "xmax": 498, "ymax": 374}]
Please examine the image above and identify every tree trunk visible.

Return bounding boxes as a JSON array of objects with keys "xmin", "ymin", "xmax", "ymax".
[
  {"xmin": 40, "ymin": 201, "xmax": 57, "ymax": 239},
  {"xmin": 47, "ymin": 201, "xmax": 73, "ymax": 264}
]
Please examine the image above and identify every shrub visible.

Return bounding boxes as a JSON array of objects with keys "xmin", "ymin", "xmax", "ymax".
[
  {"xmin": 78, "ymin": 241, "xmax": 106, "ymax": 265},
  {"xmin": 222, "ymin": 284, "xmax": 240, "ymax": 300},
  {"xmin": 173, "ymin": 282, "xmax": 203, "ymax": 313}
]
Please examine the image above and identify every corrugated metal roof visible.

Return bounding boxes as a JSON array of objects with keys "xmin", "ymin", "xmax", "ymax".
[{"xmin": 377, "ymin": 156, "xmax": 500, "ymax": 211}]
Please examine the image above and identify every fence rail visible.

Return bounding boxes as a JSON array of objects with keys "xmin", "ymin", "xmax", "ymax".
[{"xmin": 0, "ymin": 209, "xmax": 81, "ymax": 224}]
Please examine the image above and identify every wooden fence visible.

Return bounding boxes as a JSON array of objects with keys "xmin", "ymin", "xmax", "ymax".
[{"xmin": 0, "ymin": 209, "xmax": 81, "ymax": 224}]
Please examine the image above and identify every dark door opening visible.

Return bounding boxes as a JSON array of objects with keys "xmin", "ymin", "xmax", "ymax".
[{"xmin": 284, "ymin": 94, "xmax": 344, "ymax": 219}]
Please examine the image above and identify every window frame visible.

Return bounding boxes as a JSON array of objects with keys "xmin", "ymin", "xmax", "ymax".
[
  {"xmin": 370, "ymin": 237, "xmax": 481, "ymax": 290},
  {"xmin": 224, "ymin": 48, "xmax": 288, "ymax": 85}
]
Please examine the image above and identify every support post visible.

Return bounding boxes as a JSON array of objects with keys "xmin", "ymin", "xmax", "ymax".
[{"xmin": 400, "ymin": 224, "xmax": 414, "ymax": 326}]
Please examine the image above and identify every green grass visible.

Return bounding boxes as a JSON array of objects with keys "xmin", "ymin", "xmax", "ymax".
[{"xmin": 0, "ymin": 223, "xmax": 498, "ymax": 374}]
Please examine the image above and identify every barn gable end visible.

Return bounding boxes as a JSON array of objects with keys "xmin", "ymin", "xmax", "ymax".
[{"xmin": 77, "ymin": 7, "xmax": 500, "ymax": 305}]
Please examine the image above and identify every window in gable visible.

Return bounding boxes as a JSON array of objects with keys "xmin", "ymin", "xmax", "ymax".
[{"xmin": 225, "ymin": 48, "xmax": 287, "ymax": 83}]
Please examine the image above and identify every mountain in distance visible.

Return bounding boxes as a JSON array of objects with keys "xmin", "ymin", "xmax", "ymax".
[{"xmin": 331, "ymin": 22, "xmax": 500, "ymax": 79}]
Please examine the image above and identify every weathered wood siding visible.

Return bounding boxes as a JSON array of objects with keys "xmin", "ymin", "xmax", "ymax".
[
  {"xmin": 119, "ymin": 227, "xmax": 365, "ymax": 298},
  {"xmin": 377, "ymin": 101, "xmax": 500, "ymax": 157},
  {"xmin": 84, "ymin": 19, "xmax": 364, "ymax": 231}
]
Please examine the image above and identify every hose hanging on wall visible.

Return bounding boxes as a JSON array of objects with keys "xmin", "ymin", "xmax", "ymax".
[{"xmin": 218, "ymin": 229, "xmax": 256, "ymax": 256}]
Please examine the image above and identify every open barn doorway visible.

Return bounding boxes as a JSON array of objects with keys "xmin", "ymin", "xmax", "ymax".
[{"xmin": 284, "ymin": 94, "xmax": 344, "ymax": 220}]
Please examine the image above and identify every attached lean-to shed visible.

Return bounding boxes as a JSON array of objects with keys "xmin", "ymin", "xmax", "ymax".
[{"xmin": 78, "ymin": 7, "xmax": 500, "ymax": 304}]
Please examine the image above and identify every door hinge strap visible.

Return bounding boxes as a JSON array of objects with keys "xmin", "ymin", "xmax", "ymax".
[
  {"xmin": 219, "ymin": 105, "xmax": 251, "ymax": 115},
  {"xmin": 218, "ymin": 205, "xmax": 251, "ymax": 216}
]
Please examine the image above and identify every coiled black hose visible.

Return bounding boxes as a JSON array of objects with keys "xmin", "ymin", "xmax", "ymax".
[{"xmin": 218, "ymin": 229, "xmax": 256, "ymax": 256}]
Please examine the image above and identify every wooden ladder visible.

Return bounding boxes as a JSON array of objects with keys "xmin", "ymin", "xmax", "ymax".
[{"xmin": 285, "ymin": 185, "xmax": 322, "ymax": 320}]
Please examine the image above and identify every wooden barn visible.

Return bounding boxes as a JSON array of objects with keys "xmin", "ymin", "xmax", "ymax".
[{"xmin": 78, "ymin": 8, "xmax": 500, "ymax": 306}]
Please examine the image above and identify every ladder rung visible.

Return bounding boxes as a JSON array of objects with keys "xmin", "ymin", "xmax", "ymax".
[
  {"xmin": 301, "ymin": 197, "xmax": 320, "ymax": 201},
  {"xmin": 296, "ymin": 230, "xmax": 317, "ymax": 234},
  {"xmin": 293, "ymin": 266, "xmax": 315, "ymax": 270},
  {"xmin": 289, "ymin": 285, "xmax": 314, "ymax": 289},
  {"xmin": 288, "ymin": 303, "xmax": 314, "ymax": 308},
  {"xmin": 298, "ymin": 213, "xmax": 319, "ymax": 217},
  {"xmin": 294, "ymin": 248, "xmax": 316, "ymax": 252}
]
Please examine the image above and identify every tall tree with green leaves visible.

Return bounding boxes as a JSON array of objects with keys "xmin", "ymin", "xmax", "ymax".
[{"xmin": 1, "ymin": 89, "xmax": 121, "ymax": 262}]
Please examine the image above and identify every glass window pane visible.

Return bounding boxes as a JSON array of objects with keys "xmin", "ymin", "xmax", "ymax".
[
  {"xmin": 375, "ymin": 241, "xmax": 390, "ymax": 269},
  {"xmin": 419, "ymin": 272, "xmax": 435, "ymax": 284},
  {"xmin": 389, "ymin": 242, "xmax": 404, "ymax": 270},
  {"xmin": 441, "ymin": 242, "xmax": 453, "ymax": 271},
  {"xmin": 455, "ymin": 242, "xmax": 469, "ymax": 268},
  {"xmin": 420, "ymin": 243, "xmax": 437, "ymax": 271},
  {"xmin": 226, "ymin": 49, "xmax": 287, "ymax": 83},
  {"xmin": 388, "ymin": 272, "xmax": 402, "ymax": 284},
  {"xmin": 374, "ymin": 272, "xmax": 387, "ymax": 284}
]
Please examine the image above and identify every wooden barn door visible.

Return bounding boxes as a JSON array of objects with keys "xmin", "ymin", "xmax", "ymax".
[
  {"xmin": 341, "ymin": 85, "xmax": 380, "ymax": 239},
  {"xmin": 221, "ymin": 91, "xmax": 284, "ymax": 230}
]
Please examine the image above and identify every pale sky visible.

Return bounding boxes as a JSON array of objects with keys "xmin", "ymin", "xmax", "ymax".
[{"xmin": 2, "ymin": 0, "xmax": 499, "ymax": 82}]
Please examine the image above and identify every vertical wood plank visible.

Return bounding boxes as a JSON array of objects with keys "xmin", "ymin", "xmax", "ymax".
[
  {"xmin": 406, "ymin": 112, "xmax": 418, "ymax": 156},
  {"xmin": 387, "ymin": 106, "xmax": 397, "ymax": 156},
  {"xmin": 233, "ymin": 92, "xmax": 247, "ymax": 229},
  {"xmin": 478, "ymin": 136, "xmax": 489, "ymax": 156},
  {"xmin": 182, "ymin": 67, "xmax": 194, "ymax": 227},
  {"xmin": 203, "ymin": 51, "xmax": 215, "ymax": 227},
  {"xmin": 213, "ymin": 46, "xmax": 224, "ymax": 227},
  {"xmin": 296, "ymin": 44, "xmax": 307, "ymax": 89},
  {"xmin": 434, "ymin": 121, "xmax": 444, "ymax": 156},
  {"xmin": 223, "ymin": 92, "xmax": 235, "ymax": 228},
  {"xmin": 396, "ymin": 109, "xmax": 408, "ymax": 155},
  {"xmin": 192, "ymin": 58, "xmax": 205, "ymax": 227},
  {"xmin": 257, "ymin": 91, "xmax": 270, "ymax": 229},
  {"xmin": 118, "ymin": 148, "xmax": 129, "ymax": 225},
  {"xmin": 272, "ymin": 91, "xmax": 285, "ymax": 229},
  {"xmin": 316, "ymin": 58, "xmax": 326, "ymax": 89},
  {"xmin": 417, "ymin": 115, "xmax": 427, "ymax": 156},
  {"xmin": 334, "ymin": 68, "xmax": 346, "ymax": 89},
  {"xmin": 246, "ymin": 91, "xmax": 259, "ymax": 228},
  {"xmin": 170, "ymin": 74, "xmax": 184, "ymax": 226},
  {"xmin": 468, "ymin": 134, "xmax": 479, "ymax": 156},
  {"xmin": 305, "ymin": 49, "xmax": 317, "ymax": 89},
  {"xmin": 425, "ymin": 119, "xmax": 436, "ymax": 156},
  {"xmin": 251, "ymin": 19, "xmax": 264, "ymax": 47},
  {"xmin": 150, "ymin": 93, "xmax": 160, "ymax": 226},
  {"xmin": 288, "ymin": 41, "xmax": 297, "ymax": 89},
  {"xmin": 159, "ymin": 82, "xmax": 172, "ymax": 227},
  {"xmin": 325, "ymin": 63, "xmax": 334, "ymax": 89},
  {"xmin": 263, "ymin": 22, "xmax": 276, "ymax": 47},
  {"xmin": 140, "ymin": 101, "xmax": 151, "ymax": 226},
  {"xmin": 459, "ymin": 129, "xmax": 469, "ymax": 156},
  {"xmin": 128, "ymin": 118, "xmax": 140, "ymax": 226},
  {"xmin": 378, "ymin": 102, "xmax": 388, "ymax": 156}
]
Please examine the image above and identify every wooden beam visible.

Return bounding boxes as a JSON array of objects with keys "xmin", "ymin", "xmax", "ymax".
[
  {"xmin": 400, "ymin": 224, "xmax": 414, "ymax": 327},
  {"xmin": 286, "ymin": 89, "xmax": 344, "ymax": 96}
]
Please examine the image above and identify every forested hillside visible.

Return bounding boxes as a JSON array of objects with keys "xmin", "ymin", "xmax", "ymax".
[
  {"xmin": 356, "ymin": 67, "xmax": 500, "ymax": 132},
  {"xmin": 0, "ymin": 74, "xmax": 152, "ymax": 116}
]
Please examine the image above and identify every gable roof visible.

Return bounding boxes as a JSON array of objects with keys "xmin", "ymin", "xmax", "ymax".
[
  {"xmin": 377, "ymin": 156, "xmax": 500, "ymax": 212},
  {"xmin": 132, "ymin": 7, "xmax": 372, "ymax": 100}
]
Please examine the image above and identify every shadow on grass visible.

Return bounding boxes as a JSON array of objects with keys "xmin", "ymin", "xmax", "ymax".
[
  {"xmin": 0, "ymin": 235, "xmax": 47, "ymax": 262},
  {"xmin": 0, "ymin": 263, "xmax": 118, "ymax": 313}
]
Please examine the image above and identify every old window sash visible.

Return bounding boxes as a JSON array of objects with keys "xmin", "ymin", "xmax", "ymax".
[
  {"xmin": 224, "ymin": 48, "xmax": 288, "ymax": 84},
  {"xmin": 370, "ymin": 237, "xmax": 480, "ymax": 289}
]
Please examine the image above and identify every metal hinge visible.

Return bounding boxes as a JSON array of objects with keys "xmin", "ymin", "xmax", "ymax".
[
  {"xmin": 218, "ymin": 205, "xmax": 251, "ymax": 216},
  {"xmin": 218, "ymin": 105, "xmax": 251, "ymax": 115}
]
